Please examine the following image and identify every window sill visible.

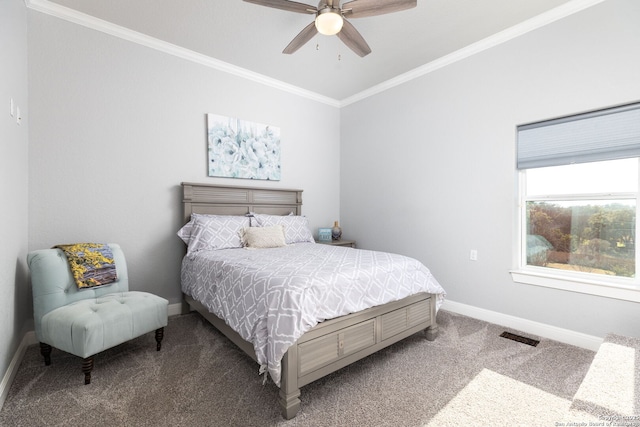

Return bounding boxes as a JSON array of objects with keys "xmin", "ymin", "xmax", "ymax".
[{"xmin": 510, "ymin": 269, "xmax": 640, "ymax": 303}]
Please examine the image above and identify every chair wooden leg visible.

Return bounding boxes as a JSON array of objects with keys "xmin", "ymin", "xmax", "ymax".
[
  {"xmin": 155, "ymin": 327, "xmax": 164, "ymax": 351},
  {"xmin": 82, "ymin": 357, "xmax": 94, "ymax": 385},
  {"xmin": 39, "ymin": 343, "xmax": 52, "ymax": 366}
]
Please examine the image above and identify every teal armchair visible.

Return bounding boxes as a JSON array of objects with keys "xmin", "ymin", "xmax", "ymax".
[{"xmin": 27, "ymin": 243, "xmax": 168, "ymax": 384}]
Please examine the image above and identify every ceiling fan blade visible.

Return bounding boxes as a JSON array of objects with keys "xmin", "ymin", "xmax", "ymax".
[
  {"xmin": 243, "ymin": 0, "xmax": 316, "ymax": 14},
  {"xmin": 342, "ymin": 0, "xmax": 416, "ymax": 18},
  {"xmin": 283, "ymin": 22, "xmax": 318, "ymax": 54},
  {"xmin": 336, "ymin": 18, "xmax": 371, "ymax": 57}
]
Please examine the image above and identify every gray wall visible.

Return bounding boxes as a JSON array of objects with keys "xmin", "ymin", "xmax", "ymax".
[
  {"xmin": 27, "ymin": 12, "xmax": 341, "ymax": 305},
  {"xmin": 0, "ymin": 0, "xmax": 30, "ymax": 398},
  {"xmin": 6, "ymin": 0, "xmax": 640, "ymax": 398},
  {"xmin": 341, "ymin": 0, "xmax": 640, "ymax": 338}
]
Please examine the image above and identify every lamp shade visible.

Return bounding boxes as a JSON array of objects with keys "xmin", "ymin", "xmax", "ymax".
[{"xmin": 315, "ymin": 11, "xmax": 343, "ymax": 35}]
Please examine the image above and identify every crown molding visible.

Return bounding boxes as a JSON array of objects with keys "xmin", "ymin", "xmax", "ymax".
[
  {"xmin": 26, "ymin": 0, "xmax": 605, "ymax": 109},
  {"xmin": 24, "ymin": 0, "xmax": 341, "ymax": 108},
  {"xmin": 340, "ymin": 0, "xmax": 607, "ymax": 107}
]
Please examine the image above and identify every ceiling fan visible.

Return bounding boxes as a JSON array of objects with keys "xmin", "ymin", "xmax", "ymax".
[{"xmin": 243, "ymin": 0, "xmax": 417, "ymax": 57}]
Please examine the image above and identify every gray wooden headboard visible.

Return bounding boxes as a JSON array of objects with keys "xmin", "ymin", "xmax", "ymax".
[{"xmin": 181, "ymin": 182, "xmax": 303, "ymax": 223}]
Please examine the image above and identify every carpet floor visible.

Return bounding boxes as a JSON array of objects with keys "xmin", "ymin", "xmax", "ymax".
[{"xmin": 0, "ymin": 310, "xmax": 597, "ymax": 426}]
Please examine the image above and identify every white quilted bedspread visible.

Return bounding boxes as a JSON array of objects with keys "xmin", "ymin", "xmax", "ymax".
[{"xmin": 180, "ymin": 243, "xmax": 445, "ymax": 386}]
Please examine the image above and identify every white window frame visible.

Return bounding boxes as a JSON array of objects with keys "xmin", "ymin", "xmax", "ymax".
[
  {"xmin": 511, "ymin": 167, "xmax": 640, "ymax": 303},
  {"xmin": 511, "ymin": 102, "xmax": 640, "ymax": 302}
]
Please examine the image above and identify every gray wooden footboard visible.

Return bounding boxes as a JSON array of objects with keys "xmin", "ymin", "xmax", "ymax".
[
  {"xmin": 184, "ymin": 292, "xmax": 437, "ymax": 419},
  {"xmin": 179, "ymin": 183, "xmax": 439, "ymax": 419}
]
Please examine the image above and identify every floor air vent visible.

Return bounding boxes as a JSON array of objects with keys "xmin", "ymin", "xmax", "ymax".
[{"xmin": 500, "ymin": 332, "xmax": 540, "ymax": 347}]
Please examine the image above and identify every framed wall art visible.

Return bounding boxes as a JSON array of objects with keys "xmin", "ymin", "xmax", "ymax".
[{"xmin": 207, "ymin": 113, "xmax": 281, "ymax": 181}]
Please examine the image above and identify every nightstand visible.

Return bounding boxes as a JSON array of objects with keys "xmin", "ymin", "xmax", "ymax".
[{"xmin": 317, "ymin": 239, "xmax": 356, "ymax": 248}]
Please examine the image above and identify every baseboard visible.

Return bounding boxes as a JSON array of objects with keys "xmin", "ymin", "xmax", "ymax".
[
  {"xmin": 0, "ymin": 330, "xmax": 36, "ymax": 411},
  {"xmin": 441, "ymin": 299, "xmax": 603, "ymax": 351},
  {"xmin": 168, "ymin": 302, "xmax": 183, "ymax": 317}
]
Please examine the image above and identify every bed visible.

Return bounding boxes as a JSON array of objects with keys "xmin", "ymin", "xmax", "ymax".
[{"xmin": 179, "ymin": 182, "xmax": 445, "ymax": 419}]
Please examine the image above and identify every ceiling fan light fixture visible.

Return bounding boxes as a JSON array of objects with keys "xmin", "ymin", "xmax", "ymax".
[{"xmin": 315, "ymin": 9, "xmax": 343, "ymax": 36}]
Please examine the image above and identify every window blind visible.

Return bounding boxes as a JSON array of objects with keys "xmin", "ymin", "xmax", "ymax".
[{"xmin": 517, "ymin": 102, "xmax": 640, "ymax": 169}]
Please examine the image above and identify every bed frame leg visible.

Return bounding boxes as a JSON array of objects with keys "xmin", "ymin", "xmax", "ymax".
[
  {"xmin": 425, "ymin": 324, "xmax": 438, "ymax": 341},
  {"xmin": 279, "ymin": 345, "xmax": 301, "ymax": 419},
  {"xmin": 279, "ymin": 388, "xmax": 301, "ymax": 420},
  {"xmin": 425, "ymin": 296, "xmax": 438, "ymax": 341}
]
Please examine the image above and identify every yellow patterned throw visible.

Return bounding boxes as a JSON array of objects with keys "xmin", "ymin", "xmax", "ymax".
[{"xmin": 54, "ymin": 243, "xmax": 118, "ymax": 289}]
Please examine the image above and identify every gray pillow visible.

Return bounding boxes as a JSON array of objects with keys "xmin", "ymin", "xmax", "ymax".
[
  {"xmin": 180, "ymin": 214, "xmax": 250, "ymax": 253},
  {"xmin": 250, "ymin": 214, "xmax": 315, "ymax": 244}
]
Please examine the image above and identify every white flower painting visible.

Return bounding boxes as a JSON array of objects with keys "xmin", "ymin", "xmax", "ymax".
[{"xmin": 207, "ymin": 114, "xmax": 281, "ymax": 181}]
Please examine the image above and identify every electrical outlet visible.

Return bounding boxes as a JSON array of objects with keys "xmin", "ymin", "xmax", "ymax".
[{"xmin": 470, "ymin": 249, "xmax": 478, "ymax": 261}]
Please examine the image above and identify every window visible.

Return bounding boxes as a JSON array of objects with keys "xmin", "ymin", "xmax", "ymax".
[
  {"xmin": 524, "ymin": 159, "xmax": 637, "ymax": 276},
  {"xmin": 513, "ymin": 102, "xmax": 640, "ymax": 301}
]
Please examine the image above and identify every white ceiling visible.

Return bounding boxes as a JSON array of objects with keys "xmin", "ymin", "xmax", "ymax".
[{"xmin": 46, "ymin": 0, "xmax": 587, "ymax": 102}]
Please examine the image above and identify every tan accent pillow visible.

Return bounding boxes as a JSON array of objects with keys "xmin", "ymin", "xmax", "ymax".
[{"xmin": 243, "ymin": 225, "xmax": 287, "ymax": 249}]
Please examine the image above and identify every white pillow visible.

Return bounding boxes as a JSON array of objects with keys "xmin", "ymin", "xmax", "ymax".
[
  {"xmin": 250, "ymin": 214, "xmax": 315, "ymax": 244},
  {"xmin": 180, "ymin": 214, "xmax": 249, "ymax": 253},
  {"xmin": 242, "ymin": 225, "xmax": 287, "ymax": 249}
]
